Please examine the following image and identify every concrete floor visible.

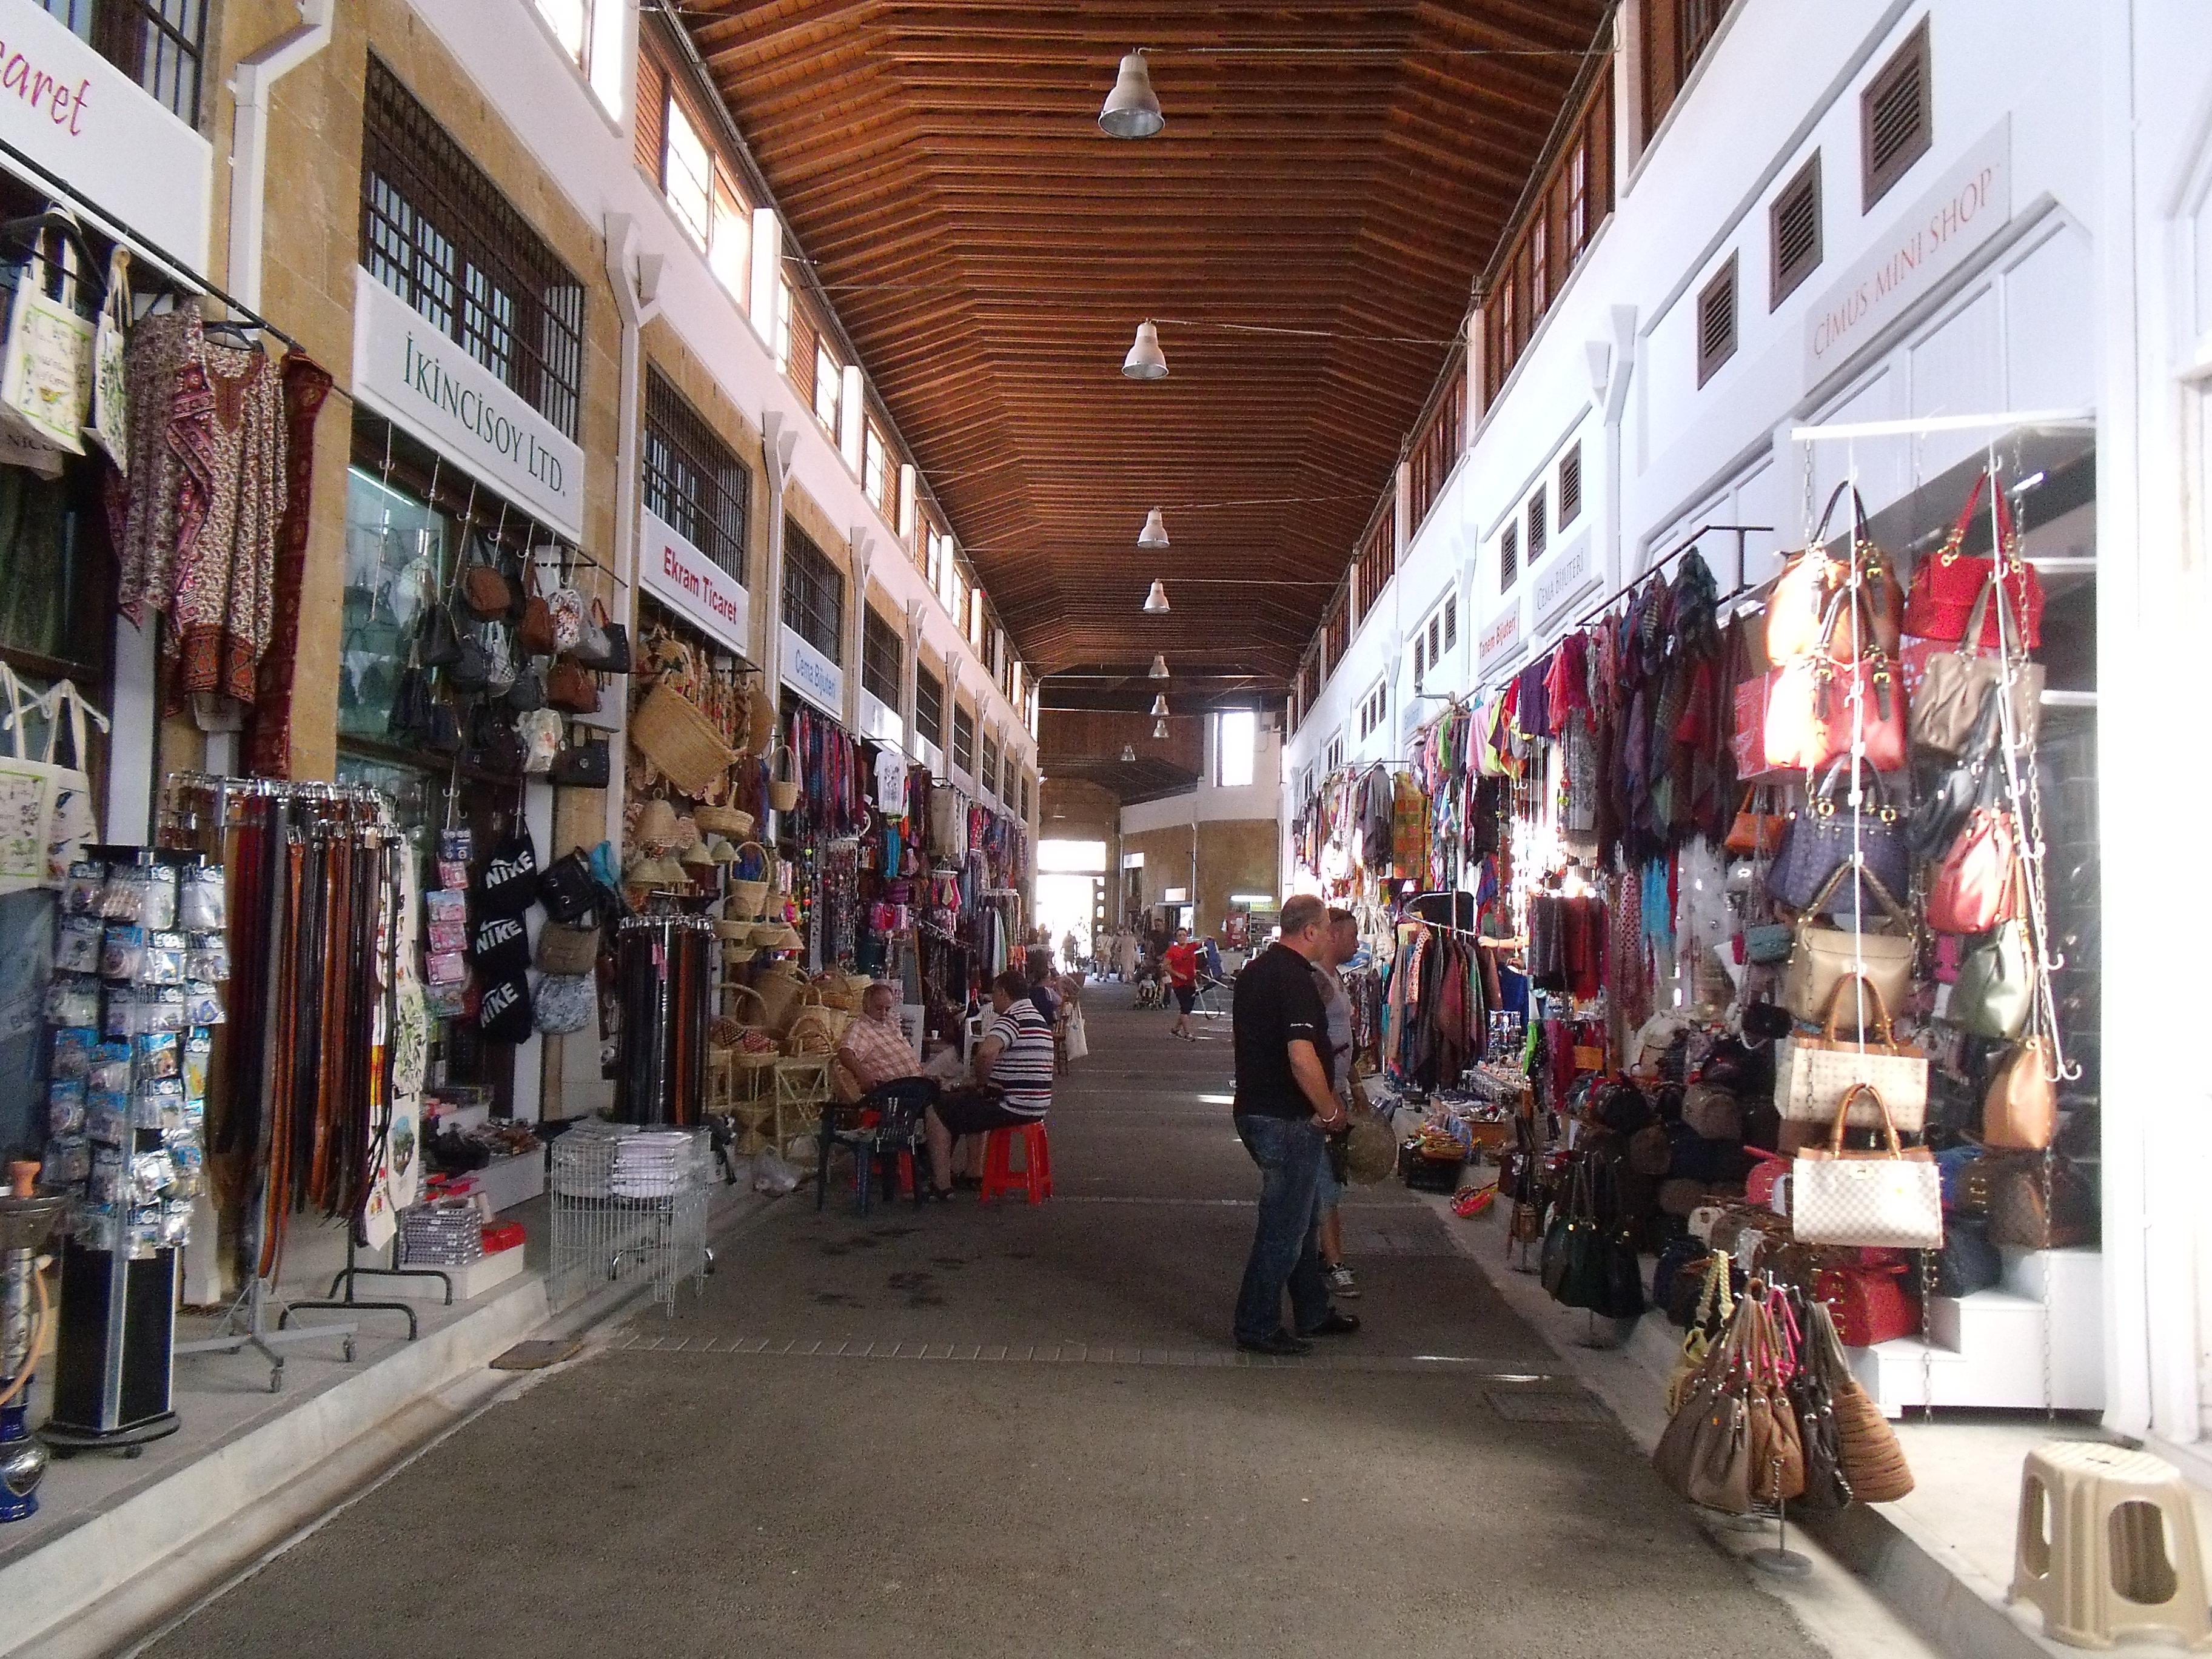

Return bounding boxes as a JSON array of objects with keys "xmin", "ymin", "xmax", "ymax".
[{"xmin": 144, "ymin": 989, "xmax": 1828, "ymax": 1659}]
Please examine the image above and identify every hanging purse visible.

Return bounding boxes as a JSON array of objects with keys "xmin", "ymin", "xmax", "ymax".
[
  {"xmin": 538, "ymin": 848, "xmax": 600, "ymax": 923},
  {"xmin": 1822, "ymin": 1301, "xmax": 1914, "ymax": 1499},
  {"xmin": 1925, "ymin": 810, "xmax": 2021, "ymax": 936},
  {"xmin": 1781, "ymin": 863, "xmax": 1916, "ymax": 1023},
  {"xmin": 550, "ymin": 734, "xmax": 611, "ymax": 788},
  {"xmin": 1746, "ymin": 1292, "xmax": 1806, "ymax": 1507},
  {"xmin": 517, "ymin": 557, "xmax": 557, "ymax": 656},
  {"xmin": 575, "ymin": 597, "xmax": 631, "ymax": 674},
  {"xmin": 86, "ymin": 243, "xmax": 129, "ymax": 467},
  {"xmin": 1765, "ymin": 483, "xmax": 1862, "ymax": 663},
  {"xmin": 0, "ymin": 218, "xmax": 93, "ymax": 455},
  {"xmin": 549, "ymin": 575, "xmax": 585, "ymax": 653},
  {"xmin": 1775, "ymin": 973, "xmax": 1929, "ymax": 1131},
  {"xmin": 1813, "ymin": 1258, "xmax": 1917, "ymax": 1347},
  {"xmin": 1952, "ymin": 918, "xmax": 2034, "ymax": 1040},
  {"xmin": 546, "ymin": 654, "xmax": 601, "ymax": 715},
  {"xmin": 535, "ymin": 920, "xmax": 600, "ymax": 975},
  {"xmin": 1767, "ymin": 760, "xmax": 1908, "ymax": 919},
  {"xmin": 1789, "ymin": 1291, "xmax": 1855, "ymax": 1512},
  {"xmin": 518, "ymin": 707, "xmax": 562, "ymax": 773},
  {"xmin": 1983, "ymin": 1034, "xmax": 2058, "ymax": 1150},
  {"xmin": 418, "ymin": 600, "xmax": 464, "ymax": 670},
  {"xmin": 461, "ymin": 534, "xmax": 515, "ymax": 620},
  {"xmin": 1762, "ymin": 592, "xmax": 1908, "ymax": 773},
  {"xmin": 1724, "ymin": 783, "xmax": 1785, "ymax": 857},
  {"xmin": 1986, "ymin": 1153, "xmax": 2096, "ymax": 1249},
  {"xmin": 1909, "ymin": 578, "xmax": 2045, "ymax": 755},
  {"xmin": 1791, "ymin": 1082, "xmax": 1944, "ymax": 1251},
  {"xmin": 1903, "ymin": 468, "xmax": 2046, "ymax": 650},
  {"xmin": 1907, "ymin": 692, "xmax": 2002, "ymax": 860},
  {"xmin": 447, "ymin": 629, "xmax": 492, "ymax": 694},
  {"xmin": 507, "ymin": 655, "xmax": 548, "ymax": 713},
  {"xmin": 532, "ymin": 972, "xmax": 595, "ymax": 1036},
  {"xmin": 387, "ymin": 660, "xmax": 434, "ymax": 745}
]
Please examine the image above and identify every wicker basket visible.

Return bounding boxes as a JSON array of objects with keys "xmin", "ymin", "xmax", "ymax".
[
  {"xmin": 783, "ymin": 1025, "xmax": 836, "ymax": 1058},
  {"xmin": 695, "ymin": 803, "xmax": 754, "ymax": 838},
  {"xmin": 767, "ymin": 741, "xmax": 800, "ymax": 813},
  {"xmin": 713, "ymin": 919, "xmax": 755, "ymax": 944},
  {"xmin": 633, "ymin": 683, "xmax": 736, "ymax": 799},
  {"xmin": 725, "ymin": 842, "xmax": 770, "ymax": 918}
]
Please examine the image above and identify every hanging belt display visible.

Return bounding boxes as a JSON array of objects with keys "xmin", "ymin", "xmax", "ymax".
[{"xmin": 615, "ymin": 913, "xmax": 713, "ymax": 1127}]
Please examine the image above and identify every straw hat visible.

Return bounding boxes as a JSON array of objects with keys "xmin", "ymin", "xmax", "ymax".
[
  {"xmin": 635, "ymin": 798, "xmax": 679, "ymax": 851},
  {"xmin": 706, "ymin": 836, "xmax": 739, "ymax": 864}
]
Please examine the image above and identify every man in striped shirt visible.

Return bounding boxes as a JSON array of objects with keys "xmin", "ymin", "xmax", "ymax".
[{"xmin": 923, "ymin": 968, "xmax": 1053, "ymax": 1199}]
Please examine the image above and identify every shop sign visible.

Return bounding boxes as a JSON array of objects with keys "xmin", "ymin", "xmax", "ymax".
[
  {"xmin": 1804, "ymin": 121, "xmax": 2010, "ymax": 383},
  {"xmin": 859, "ymin": 687, "xmax": 902, "ymax": 746},
  {"xmin": 780, "ymin": 625, "xmax": 843, "ymax": 716},
  {"xmin": 1476, "ymin": 602, "xmax": 1522, "ymax": 677},
  {"xmin": 1533, "ymin": 537, "xmax": 1598, "ymax": 628},
  {"xmin": 639, "ymin": 506, "xmax": 749, "ymax": 656},
  {"xmin": 0, "ymin": 0, "xmax": 212, "ymax": 270},
  {"xmin": 352, "ymin": 269, "xmax": 584, "ymax": 540}
]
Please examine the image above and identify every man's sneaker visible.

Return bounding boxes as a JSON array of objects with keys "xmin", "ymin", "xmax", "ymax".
[
  {"xmin": 1326, "ymin": 1262, "xmax": 1360, "ymax": 1299},
  {"xmin": 1300, "ymin": 1309, "xmax": 1361, "ymax": 1338}
]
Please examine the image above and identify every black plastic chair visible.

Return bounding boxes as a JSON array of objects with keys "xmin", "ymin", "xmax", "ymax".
[{"xmin": 816, "ymin": 1078, "xmax": 937, "ymax": 1215}]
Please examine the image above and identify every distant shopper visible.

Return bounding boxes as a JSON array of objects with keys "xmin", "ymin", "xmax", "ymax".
[
  {"xmin": 1313, "ymin": 908, "xmax": 1361, "ymax": 1299},
  {"xmin": 1164, "ymin": 927, "xmax": 1203, "ymax": 1040},
  {"xmin": 1061, "ymin": 928, "xmax": 1081, "ymax": 971},
  {"xmin": 1024, "ymin": 947, "xmax": 1061, "ymax": 1028},
  {"xmin": 1118, "ymin": 930, "xmax": 1140, "ymax": 982},
  {"xmin": 923, "ymin": 969, "xmax": 1053, "ymax": 1199},
  {"xmin": 1228, "ymin": 894, "xmax": 1358, "ymax": 1356}
]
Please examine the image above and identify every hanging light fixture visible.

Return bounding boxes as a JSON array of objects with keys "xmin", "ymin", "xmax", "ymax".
[
  {"xmin": 1150, "ymin": 694, "xmax": 1170, "ymax": 717},
  {"xmin": 1137, "ymin": 508, "xmax": 1170, "ymax": 548},
  {"xmin": 1142, "ymin": 580, "xmax": 1170, "ymax": 614},
  {"xmin": 1098, "ymin": 50, "xmax": 1164, "ymax": 139},
  {"xmin": 1152, "ymin": 718, "xmax": 1169, "ymax": 739},
  {"xmin": 1120, "ymin": 744, "xmax": 1137, "ymax": 762},
  {"xmin": 1148, "ymin": 653, "xmax": 1169, "ymax": 679},
  {"xmin": 1122, "ymin": 320, "xmax": 1168, "ymax": 380}
]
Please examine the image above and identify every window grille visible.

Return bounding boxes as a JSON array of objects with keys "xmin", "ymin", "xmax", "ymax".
[
  {"xmin": 1558, "ymin": 445, "xmax": 1583, "ymax": 526},
  {"xmin": 782, "ymin": 524, "xmax": 843, "ymax": 664},
  {"xmin": 1862, "ymin": 21, "xmax": 1932, "ymax": 209},
  {"xmin": 862, "ymin": 605, "xmax": 902, "ymax": 708},
  {"xmin": 1770, "ymin": 155, "xmax": 1823, "ymax": 307},
  {"xmin": 643, "ymin": 369, "xmax": 748, "ymax": 583},
  {"xmin": 1696, "ymin": 253, "xmax": 1738, "ymax": 388},
  {"xmin": 952, "ymin": 703, "xmax": 975, "ymax": 774},
  {"xmin": 916, "ymin": 663, "xmax": 945, "ymax": 747}
]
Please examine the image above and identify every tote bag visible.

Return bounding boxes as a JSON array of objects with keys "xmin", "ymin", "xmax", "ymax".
[
  {"xmin": 0, "ymin": 224, "xmax": 93, "ymax": 455},
  {"xmin": 0, "ymin": 667, "xmax": 99, "ymax": 893}
]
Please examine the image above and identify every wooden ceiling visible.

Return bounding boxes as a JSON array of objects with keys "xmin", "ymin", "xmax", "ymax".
[{"xmin": 677, "ymin": 1, "xmax": 1609, "ymax": 696}]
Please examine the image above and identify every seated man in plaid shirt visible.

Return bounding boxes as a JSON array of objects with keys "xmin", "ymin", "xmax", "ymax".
[{"xmin": 833, "ymin": 983, "xmax": 924, "ymax": 1104}]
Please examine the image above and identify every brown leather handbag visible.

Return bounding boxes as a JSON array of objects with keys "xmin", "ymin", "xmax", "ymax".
[
  {"xmin": 547, "ymin": 654, "xmax": 600, "ymax": 716},
  {"xmin": 518, "ymin": 560, "xmax": 557, "ymax": 656},
  {"xmin": 462, "ymin": 536, "xmax": 515, "ymax": 620},
  {"xmin": 1983, "ymin": 1035, "xmax": 2057, "ymax": 1150}
]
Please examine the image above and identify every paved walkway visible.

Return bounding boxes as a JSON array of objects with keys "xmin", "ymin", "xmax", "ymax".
[{"xmin": 146, "ymin": 988, "xmax": 1826, "ymax": 1659}]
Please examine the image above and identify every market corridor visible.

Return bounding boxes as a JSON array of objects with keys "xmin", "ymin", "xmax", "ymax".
[{"xmin": 146, "ymin": 991, "xmax": 1823, "ymax": 1659}]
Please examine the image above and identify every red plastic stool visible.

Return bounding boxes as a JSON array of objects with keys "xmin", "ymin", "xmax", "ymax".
[{"xmin": 979, "ymin": 1121, "xmax": 1053, "ymax": 1205}]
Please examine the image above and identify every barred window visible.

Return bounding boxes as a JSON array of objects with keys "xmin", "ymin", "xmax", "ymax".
[
  {"xmin": 980, "ymin": 732, "xmax": 1000, "ymax": 799},
  {"xmin": 41, "ymin": 0, "xmax": 208, "ymax": 127},
  {"xmin": 782, "ymin": 524, "xmax": 843, "ymax": 664},
  {"xmin": 643, "ymin": 369, "xmax": 748, "ymax": 583},
  {"xmin": 861, "ymin": 605, "xmax": 901, "ymax": 708},
  {"xmin": 361, "ymin": 56, "xmax": 585, "ymax": 438},
  {"xmin": 952, "ymin": 702, "xmax": 976, "ymax": 776},
  {"xmin": 916, "ymin": 662, "xmax": 945, "ymax": 748}
]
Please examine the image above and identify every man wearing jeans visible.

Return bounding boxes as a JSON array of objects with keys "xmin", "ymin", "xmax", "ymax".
[{"xmin": 1228, "ymin": 893, "xmax": 1361, "ymax": 1356}]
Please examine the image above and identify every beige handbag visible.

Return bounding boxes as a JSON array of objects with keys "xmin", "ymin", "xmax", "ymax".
[
  {"xmin": 1909, "ymin": 581, "xmax": 2044, "ymax": 755},
  {"xmin": 1776, "ymin": 974, "xmax": 1928, "ymax": 1133},
  {"xmin": 1781, "ymin": 865, "xmax": 1915, "ymax": 1023},
  {"xmin": 1791, "ymin": 1083, "xmax": 1943, "ymax": 1250}
]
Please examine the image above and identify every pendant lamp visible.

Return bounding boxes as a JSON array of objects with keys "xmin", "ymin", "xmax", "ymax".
[
  {"xmin": 1122, "ymin": 320, "xmax": 1168, "ymax": 380},
  {"xmin": 1150, "ymin": 694, "xmax": 1170, "ymax": 717},
  {"xmin": 1098, "ymin": 51, "xmax": 1164, "ymax": 139},
  {"xmin": 1148, "ymin": 653, "xmax": 1169, "ymax": 679},
  {"xmin": 1137, "ymin": 508, "xmax": 1169, "ymax": 548},
  {"xmin": 1142, "ymin": 580, "xmax": 1170, "ymax": 614},
  {"xmin": 1153, "ymin": 719, "xmax": 1169, "ymax": 738},
  {"xmin": 1120, "ymin": 745, "xmax": 1137, "ymax": 762}
]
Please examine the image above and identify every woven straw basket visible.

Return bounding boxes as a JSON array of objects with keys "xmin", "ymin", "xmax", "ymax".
[
  {"xmin": 695, "ymin": 803, "xmax": 754, "ymax": 838},
  {"xmin": 725, "ymin": 841, "xmax": 771, "ymax": 918},
  {"xmin": 633, "ymin": 683, "xmax": 736, "ymax": 800},
  {"xmin": 766, "ymin": 741, "xmax": 800, "ymax": 813}
]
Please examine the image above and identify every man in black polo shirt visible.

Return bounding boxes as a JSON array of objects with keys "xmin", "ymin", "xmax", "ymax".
[{"xmin": 1230, "ymin": 893, "xmax": 1361, "ymax": 1355}]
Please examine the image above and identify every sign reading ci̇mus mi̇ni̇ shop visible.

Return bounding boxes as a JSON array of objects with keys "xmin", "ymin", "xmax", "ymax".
[
  {"xmin": 352, "ymin": 269, "xmax": 585, "ymax": 540},
  {"xmin": 1803, "ymin": 119, "xmax": 2011, "ymax": 384},
  {"xmin": 0, "ymin": 0, "xmax": 213, "ymax": 270}
]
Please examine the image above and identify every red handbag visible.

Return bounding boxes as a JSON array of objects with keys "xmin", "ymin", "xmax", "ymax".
[
  {"xmin": 1815, "ymin": 1261, "xmax": 1917, "ymax": 1348},
  {"xmin": 1925, "ymin": 810, "xmax": 2021, "ymax": 935},
  {"xmin": 1762, "ymin": 651, "xmax": 1906, "ymax": 773},
  {"xmin": 1903, "ymin": 470, "xmax": 2045, "ymax": 649}
]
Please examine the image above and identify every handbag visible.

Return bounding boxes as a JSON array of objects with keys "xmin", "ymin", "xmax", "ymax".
[
  {"xmin": 1984, "ymin": 1034, "xmax": 2057, "ymax": 1150},
  {"xmin": 86, "ymin": 243, "xmax": 129, "ymax": 467},
  {"xmin": 1909, "ymin": 578, "xmax": 2045, "ymax": 754},
  {"xmin": 550, "ymin": 735, "xmax": 611, "ymax": 788},
  {"xmin": 1768, "ymin": 760, "xmax": 1908, "ymax": 919},
  {"xmin": 418, "ymin": 602, "xmax": 463, "ymax": 670},
  {"xmin": 1653, "ymin": 1304, "xmax": 1752, "ymax": 1512},
  {"xmin": 1766, "ymin": 484, "xmax": 1899, "ymax": 665},
  {"xmin": 1681, "ymin": 1084, "xmax": 1741, "ymax": 1141},
  {"xmin": 1762, "ymin": 598, "xmax": 1908, "ymax": 773},
  {"xmin": 518, "ymin": 707, "xmax": 562, "ymax": 773},
  {"xmin": 1666, "ymin": 1255, "xmax": 1733, "ymax": 1410},
  {"xmin": 517, "ymin": 559, "xmax": 557, "ymax": 656},
  {"xmin": 1746, "ymin": 1292, "xmax": 1806, "ymax": 1507},
  {"xmin": 1813, "ymin": 1258, "xmax": 1917, "ymax": 1346},
  {"xmin": 1903, "ymin": 468, "xmax": 2045, "ymax": 650},
  {"xmin": 532, "ymin": 972, "xmax": 595, "ymax": 1036},
  {"xmin": 1724, "ymin": 784, "xmax": 1786, "ymax": 857},
  {"xmin": 538, "ymin": 848, "xmax": 600, "ymax": 924},
  {"xmin": 0, "ymin": 220, "xmax": 93, "ymax": 455},
  {"xmin": 1952, "ymin": 919, "xmax": 2034, "ymax": 1040},
  {"xmin": 1826, "ymin": 1305, "xmax": 1914, "ymax": 1499},
  {"xmin": 547, "ymin": 654, "xmax": 601, "ymax": 715},
  {"xmin": 1743, "ymin": 922, "xmax": 1793, "ymax": 965},
  {"xmin": 461, "ymin": 535, "xmax": 515, "ymax": 620},
  {"xmin": 1931, "ymin": 1218, "xmax": 2002, "ymax": 1297},
  {"xmin": 535, "ymin": 920, "xmax": 600, "ymax": 975},
  {"xmin": 1986, "ymin": 1153, "xmax": 2096, "ymax": 1250},
  {"xmin": 0, "ymin": 665, "xmax": 96, "ymax": 891},
  {"xmin": 1776, "ymin": 974, "xmax": 1928, "ymax": 1132},
  {"xmin": 447, "ymin": 630, "xmax": 492, "ymax": 694},
  {"xmin": 1907, "ymin": 693, "xmax": 2002, "ymax": 861},
  {"xmin": 576, "ymin": 597, "xmax": 631, "ymax": 673},
  {"xmin": 1781, "ymin": 865, "xmax": 1915, "ymax": 1023},
  {"xmin": 387, "ymin": 661, "xmax": 434, "ymax": 745},
  {"xmin": 1925, "ymin": 812, "xmax": 2020, "ymax": 936},
  {"xmin": 1792, "ymin": 1083, "xmax": 1943, "ymax": 1251},
  {"xmin": 506, "ymin": 657, "xmax": 547, "ymax": 712},
  {"xmin": 1789, "ymin": 1292, "xmax": 1855, "ymax": 1512}
]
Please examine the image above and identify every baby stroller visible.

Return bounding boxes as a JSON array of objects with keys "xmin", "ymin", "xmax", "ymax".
[{"xmin": 1134, "ymin": 965, "xmax": 1165, "ymax": 1008}]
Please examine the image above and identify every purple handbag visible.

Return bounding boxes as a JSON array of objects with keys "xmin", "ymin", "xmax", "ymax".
[{"xmin": 1768, "ymin": 760, "xmax": 1909, "ymax": 921}]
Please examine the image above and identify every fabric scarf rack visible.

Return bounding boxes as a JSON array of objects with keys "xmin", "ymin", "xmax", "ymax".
[
  {"xmin": 161, "ymin": 773, "xmax": 401, "ymax": 1385},
  {"xmin": 615, "ymin": 913, "xmax": 713, "ymax": 1127}
]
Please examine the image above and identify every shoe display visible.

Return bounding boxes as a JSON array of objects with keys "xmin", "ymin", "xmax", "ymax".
[
  {"xmin": 1325, "ymin": 1262, "xmax": 1360, "ymax": 1299},
  {"xmin": 1235, "ymin": 1328, "xmax": 1315, "ymax": 1356},
  {"xmin": 1299, "ymin": 1309, "xmax": 1361, "ymax": 1338}
]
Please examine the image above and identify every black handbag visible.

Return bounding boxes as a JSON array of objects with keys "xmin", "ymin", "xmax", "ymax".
[
  {"xmin": 507, "ymin": 659, "xmax": 547, "ymax": 712},
  {"xmin": 417, "ymin": 602, "xmax": 463, "ymax": 669},
  {"xmin": 550, "ymin": 736, "xmax": 610, "ymax": 788},
  {"xmin": 1931, "ymin": 1216, "xmax": 2002, "ymax": 1296},
  {"xmin": 447, "ymin": 630, "xmax": 492, "ymax": 694},
  {"xmin": 1908, "ymin": 693, "xmax": 2003, "ymax": 862},
  {"xmin": 1790, "ymin": 1296, "xmax": 1856, "ymax": 1513},
  {"xmin": 538, "ymin": 849, "xmax": 599, "ymax": 924},
  {"xmin": 387, "ymin": 663, "xmax": 434, "ymax": 744},
  {"xmin": 1769, "ymin": 759, "xmax": 1909, "ymax": 919},
  {"xmin": 423, "ymin": 701, "xmax": 462, "ymax": 756}
]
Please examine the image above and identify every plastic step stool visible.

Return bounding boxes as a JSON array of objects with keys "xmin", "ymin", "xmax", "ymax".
[
  {"xmin": 2011, "ymin": 1440, "xmax": 2212, "ymax": 1650},
  {"xmin": 979, "ymin": 1122, "xmax": 1053, "ymax": 1205}
]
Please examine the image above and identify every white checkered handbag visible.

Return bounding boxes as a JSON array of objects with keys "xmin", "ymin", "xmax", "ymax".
[
  {"xmin": 1791, "ymin": 1082, "xmax": 1943, "ymax": 1250},
  {"xmin": 1777, "ymin": 974, "xmax": 1928, "ymax": 1131}
]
